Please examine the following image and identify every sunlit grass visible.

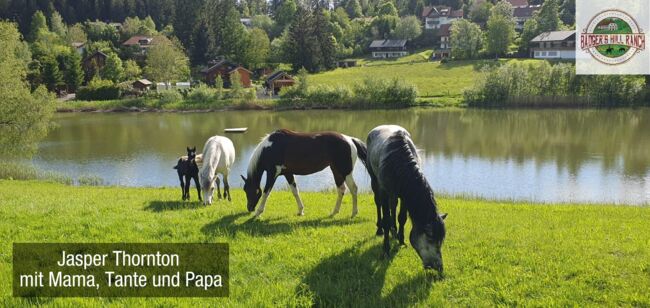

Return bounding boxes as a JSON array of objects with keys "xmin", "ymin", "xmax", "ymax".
[{"xmin": 1, "ymin": 180, "xmax": 649, "ymax": 306}]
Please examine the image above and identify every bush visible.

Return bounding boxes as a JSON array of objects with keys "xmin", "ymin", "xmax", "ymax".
[
  {"xmin": 464, "ymin": 61, "xmax": 645, "ymax": 107},
  {"xmin": 76, "ymin": 78, "xmax": 122, "ymax": 101},
  {"xmin": 187, "ymin": 84, "xmax": 218, "ymax": 103},
  {"xmin": 353, "ymin": 78, "xmax": 417, "ymax": 108},
  {"xmin": 0, "ymin": 162, "xmax": 72, "ymax": 184}
]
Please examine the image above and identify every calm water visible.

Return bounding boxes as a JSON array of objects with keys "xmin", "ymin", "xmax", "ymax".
[{"xmin": 33, "ymin": 109, "xmax": 650, "ymax": 205}]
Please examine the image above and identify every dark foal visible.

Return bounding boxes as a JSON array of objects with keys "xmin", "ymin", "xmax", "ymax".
[{"xmin": 173, "ymin": 147, "xmax": 202, "ymax": 201}]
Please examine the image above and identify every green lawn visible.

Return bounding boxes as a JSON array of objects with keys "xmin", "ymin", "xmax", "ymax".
[
  {"xmin": 309, "ymin": 58, "xmax": 542, "ymax": 104},
  {"xmin": 2, "ymin": 180, "xmax": 650, "ymax": 306}
]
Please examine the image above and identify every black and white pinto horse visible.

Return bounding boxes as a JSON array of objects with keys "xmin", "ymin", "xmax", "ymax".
[
  {"xmin": 173, "ymin": 147, "xmax": 202, "ymax": 201},
  {"xmin": 365, "ymin": 125, "xmax": 447, "ymax": 272},
  {"xmin": 242, "ymin": 129, "xmax": 367, "ymax": 218}
]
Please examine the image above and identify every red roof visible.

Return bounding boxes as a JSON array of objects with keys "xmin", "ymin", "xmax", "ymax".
[
  {"xmin": 439, "ymin": 24, "xmax": 452, "ymax": 37},
  {"xmin": 122, "ymin": 36, "xmax": 154, "ymax": 46}
]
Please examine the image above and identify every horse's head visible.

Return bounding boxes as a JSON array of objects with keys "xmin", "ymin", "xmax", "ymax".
[
  {"xmin": 410, "ymin": 213, "xmax": 447, "ymax": 273},
  {"xmin": 241, "ymin": 175, "xmax": 261, "ymax": 212},
  {"xmin": 186, "ymin": 146, "xmax": 197, "ymax": 163}
]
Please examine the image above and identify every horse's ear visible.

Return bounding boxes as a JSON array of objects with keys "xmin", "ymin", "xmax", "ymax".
[
  {"xmin": 440, "ymin": 213, "xmax": 448, "ymax": 220},
  {"xmin": 192, "ymin": 146, "xmax": 196, "ymax": 151},
  {"xmin": 241, "ymin": 175, "xmax": 247, "ymax": 182},
  {"xmin": 187, "ymin": 146, "xmax": 191, "ymax": 152}
]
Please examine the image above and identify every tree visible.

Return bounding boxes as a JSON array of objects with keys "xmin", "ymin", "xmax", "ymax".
[
  {"xmin": 101, "ymin": 52, "xmax": 123, "ymax": 82},
  {"xmin": 230, "ymin": 70, "xmax": 243, "ymax": 97},
  {"xmin": 378, "ymin": 1, "xmax": 398, "ymax": 16},
  {"xmin": 42, "ymin": 56, "xmax": 63, "ymax": 91},
  {"xmin": 28, "ymin": 10, "xmax": 48, "ymax": 42},
  {"xmin": 450, "ymin": 19, "xmax": 483, "ymax": 59},
  {"xmin": 393, "ymin": 15, "xmax": 422, "ymax": 40},
  {"xmin": 251, "ymin": 14, "xmax": 275, "ymax": 36},
  {"xmin": 245, "ymin": 28, "xmax": 270, "ymax": 69},
  {"xmin": 0, "ymin": 21, "xmax": 54, "ymax": 158},
  {"xmin": 519, "ymin": 18, "xmax": 539, "ymax": 54},
  {"xmin": 314, "ymin": 8, "xmax": 336, "ymax": 71},
  {"xmin": 145, "ymin": 37, "xmax": 190, "ymax": 86},
  {"xmin": 536, "ymin": 0, "xmax": 561, "ymax": 33},
  {"xmin": 49, "ymin": 10, "xmax": 66, "ymax": 38},
  {"xmin": 123, "ymin": 59, "xmax": 142, "ymax": 81},
  {"xmin": 66, "ymin": 23, "xmax": 87, "ymax": 43},
  {"xmin": 287, "ymin": 7, "xmax": 320, "ymax": 72},
  {"xmin": 63, "ymin": 52, "xmax": 83, "ymax": 92},
  {"xmin": 275, "ymin": 0, "xmax": 297, "ymax": 29},
  {"xmin": 486, "ymin": 15, "xmax": 514, "ymax": 57},
  {"xmin": 559, "ymin": 0, "xmax": 575, "ymax": 26},
  {"xmin": 486, "ymin": 2, "xmax": 515, "ymax": 57},
  {"xmin": 346, "ymin": 0, "xmax": 363, "ymax": 18},
  {"xmin": 469, "ymin": 1, "xmax": 493, "ymax": 26}
]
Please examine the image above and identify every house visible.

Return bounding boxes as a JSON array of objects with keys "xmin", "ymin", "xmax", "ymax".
[
  {"xmin": 433, "ymin": 24, "xmax": 452, "ymax": 59},
  {"xmin": 200, "ymin": 59, "xmax": 252, "ymax": 88},
  {"xmin": 530, "ymin": 31, "xmax": 576, "ymax": 59},
  {"xmin": 82, "ymin": 51, "xmax": 108, "ymax": 81},
  {"xmin": 369, "ymin": 40, "xmax": 409, "ymax": 58},
  {"xmin": 122, "ymin": 36, "xmax": 156, "ymax": 55},
  {"xmin": 132, "ymin": 79, "xmax": 152, "ymax": 91},
  {"xmin": 240, "ymin": 18, "xmax": 252, "ymax": 28},
  {"xmin": 71, "ymin": 42, "xmax": 86, "ymax": 55},
  {"xmin": 422, "ymin": 6, "xmax": 463, "ymax": 30},
  {"xmin": 506, "ymin": 0, "xmax": 529, "ymax": 8},
  {"xmin": 264, "ymin": 71, "xmax": 295, "ymax": 95},
  {"xmin": 513, "ymin": 6, "xmax": 541, "ymax": 31}
]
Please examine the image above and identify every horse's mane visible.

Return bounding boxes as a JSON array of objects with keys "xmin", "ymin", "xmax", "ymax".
[
  {"xmin": 380, "ymin": 132, "xmax": 444, "ymax": 239},
  {"xmin": 247, "ymin": 134, "xmax": 271, "ymax": 179},
  {"xmin": 200, "ymin": 138, "xmax": 221, "ymax": 183}
]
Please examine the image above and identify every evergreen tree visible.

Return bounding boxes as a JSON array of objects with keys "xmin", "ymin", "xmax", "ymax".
[
  {"xmin": 41, "ymin": 56, "xmax": 63, "ymax": 91},
  {"xmin": 314, "ymin": 8, "xmax": 336, "ymax": 71},
  {"xmin": 287, "ymin": 6, "xmax": 320, "ymax": 72},
  {"xmin": 346, "ymin": 0, "xmax": 363, "ymax": 18},
  {"xmin": 49, "ymin": 10, "xmax": 66, "ymax": 38},
  {"xmin": 28, "ymin": 10, "xmax": 48, "ymax": 42},
  {"xmin": 63, "ymin": 51, "xmax": 83, "ymax": 91}
]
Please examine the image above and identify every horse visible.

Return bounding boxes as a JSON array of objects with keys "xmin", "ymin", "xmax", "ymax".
[
  {"xmin": 199, "ymin": 135, "xmax": 236, "ymax": 205},
  {"xmin": 364, "ymin": 125, "xmax": 447, "ymax": 272},
  {"xmin": 242, "ymin": 129, "xmax": 367, "ymax": 218},
  {"xmin": 173, "ymin": 147, "xmax": 202, "ymax": 201}
]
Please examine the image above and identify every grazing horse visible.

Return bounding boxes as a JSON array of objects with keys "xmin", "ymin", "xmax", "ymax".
[
  {"xmin": 364, "ymin": 125, "xmax": 447, "ymax": 272},
  {"xmin": 199, "ymin": 136, "xmax": 236, "ymax": 205},
  {"xmin": 242, "ymin": 129, "xmax": 367, "ymax": 218},
  {"xmin": 173, "ymin": 147, "xmax": 202, "ymax": 201}
]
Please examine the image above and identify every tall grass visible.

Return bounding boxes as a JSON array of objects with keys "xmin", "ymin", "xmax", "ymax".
[
  {"xmin": 464, "ymin": 61, "xmax": 646, "ymax": 107},
  {"xmin": 0, "ymin": 162, "xmax": 72, "ymax": 184}
]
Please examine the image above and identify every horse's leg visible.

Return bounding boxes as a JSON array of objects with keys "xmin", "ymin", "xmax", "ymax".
[
  {"xmin": 194, "ymin": 174, "xmax": 202, "ymax": 202},
  {"xmin": 223, "ymin": 173, "xmax": 231, "ymax": 202},
  {"xmin": 389, "ymin": 195, "xmax": 398, "ymax": 238},
  {"xmin": 344, "ymin": 174, "xmax": 359, "ymax": 218},
  {"xmin": 380, "ymin": 191, "xmax": 392, "ymax": 258},
  {"xmin": 178, "ymin": 173, "xmax": 186, "ymax": 200},
  {"xmin": 330, "ymin": 170, "xmax": 347, "ymax": 217},
  {"xmin": 254, "ymin": 170, "xmax": 278, "ymax": 218},
  {"xmin": 397, "ymin": 199, "xmax": 407, "ymax": 246},
  {"xmin": 184, "ymin": 175, "xmax": 191, "ymax": 201},
  {"xmin": 370, "ymin": 174, "xmax": 383, "ymax": 235},
  {"xmin": 285, "ymin": 174, "xmax": 305, "ymax": 216},
  {"xmin": 215, "ymin": 176, "xmax": 222, "ymax": 200}
]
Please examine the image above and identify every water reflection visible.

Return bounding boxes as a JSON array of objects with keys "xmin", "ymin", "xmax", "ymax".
[{"xmin": 33, "ymin": 109, "xmax": 650, "ymax": 204}]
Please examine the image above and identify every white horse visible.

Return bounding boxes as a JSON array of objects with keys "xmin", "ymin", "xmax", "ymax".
[{"xmin": 199, "ymin": 135, "xmax": 236, "ymax": 205}]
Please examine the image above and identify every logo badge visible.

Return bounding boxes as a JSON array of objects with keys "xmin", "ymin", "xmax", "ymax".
[{"xmin": 580, "ymin": 9, "xmax": 646, "ymax": 65}]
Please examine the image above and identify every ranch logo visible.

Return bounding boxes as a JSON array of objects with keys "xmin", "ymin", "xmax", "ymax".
[{"xmin": 580, "ymin": 9, "xmax": 646, "ymax": 65}]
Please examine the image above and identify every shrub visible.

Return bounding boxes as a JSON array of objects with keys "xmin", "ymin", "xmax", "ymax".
[
  {"xmin": 187, "ymin": 84, "xmax": 218, "ymax": 103},
  {"xmin": 76, "ymin": 78, "xmax": 121, "ymax": 101}
]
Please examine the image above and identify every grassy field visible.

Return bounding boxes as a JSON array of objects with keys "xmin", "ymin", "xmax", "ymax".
[
  {"xmin": 310, "ymin": 57, "xmax": 542, "ymax": 105},
  {"xmin": 2, "ymin": 180, "xmax": 650, "ymax": 306}
]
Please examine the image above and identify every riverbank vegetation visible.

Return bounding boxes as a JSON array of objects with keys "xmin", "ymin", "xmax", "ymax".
[
  {"xmin": 1, "ymin": 180, "xmax": 649, "ymax": 306},
  {"xmin": 464, "ymin": 61, "xmax": 648, "ymax": 107}
]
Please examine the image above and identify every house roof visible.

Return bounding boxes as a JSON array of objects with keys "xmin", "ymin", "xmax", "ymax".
[
  {"xmin": 514, "ymin": 6, "xmax": 540, "ymax": 18},
  {"xmin": 531, "ymin": 31, "xmax": 575, "ymax": 42},
  {"xmin": 134, "ymin": 79, "xmax": 152, "ymax": 86},
  {"xmin": 266, "ymin": 71, "xmax": 294, "ymax": 82},
  {"xmin": 228, "ymin": 66, "xmax": 253, "ymax": 74},
  {"xmin": 71, "ymin": 42, "xmax": 85, "ymax": 48},
  {"xmin": 83, "ymin": 51, "xmax": 108, "ymax": 63},
  {"xmin": 506, "ymin": 0, "xmax": 529, "ymax": 7},
  {"xmin": 200, "ymin": 59, "xmax": 239, "ymax": 74},
  {"xmin": 422, "ymin": 6, "xmax": 463, "ymax": 18},
  {"xmin": 122, "ymin": 36, "xmax": 154, "ymax": 46},
  {"xmin": 369, "ymin": 39, "xmax": 408, "ymax": 48}
]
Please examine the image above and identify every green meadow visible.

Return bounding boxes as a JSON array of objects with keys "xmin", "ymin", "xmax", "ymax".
[{"xmin": 1, "ymin": 180, "xmax": 650, "ymax": 306}]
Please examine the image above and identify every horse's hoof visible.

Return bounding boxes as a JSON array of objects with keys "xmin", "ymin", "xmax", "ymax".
[
  {"xmin": 297, "ymin": 211, "xmax": 305, "ymax": 216},
  {"xmin": 351, "ymin": 212, "xmax": 358, "ymax": 218},
  {"xmin": 376, "ymin": 229, "xmax": 384, "ymax": 236}
]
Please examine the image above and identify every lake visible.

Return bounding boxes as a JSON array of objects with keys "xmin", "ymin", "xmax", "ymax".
[{"xmin": 33, "ymin": 109, "xmax": 650, "ymax": 205}]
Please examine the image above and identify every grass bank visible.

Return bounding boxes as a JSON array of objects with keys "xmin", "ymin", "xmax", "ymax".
[{"xmin": 1, "ymin": 180, "xmax": 649, "ymax": 306}]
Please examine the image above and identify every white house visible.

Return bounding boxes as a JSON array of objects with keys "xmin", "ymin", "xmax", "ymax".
[
  {"xmin": 530, "ymin": 31, "xmax": 576, "ymax": 59},
  {"xmin": 422, "ymin": 6, "xmax": 463, "ymax": 30},
  {"xmin": 369, "ymin": 40, "xmax": 409, "ymax": 58}
]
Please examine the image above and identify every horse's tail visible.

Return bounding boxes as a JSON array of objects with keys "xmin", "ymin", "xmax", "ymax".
[{"xmin": 351, "ymin": 137, "xmax": 368, "ymax": 168}]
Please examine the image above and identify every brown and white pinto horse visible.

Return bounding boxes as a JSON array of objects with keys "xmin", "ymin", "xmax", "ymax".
[{"xmin": 242, "ymin": 129, "xmax": 367, "ymax": 218}]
